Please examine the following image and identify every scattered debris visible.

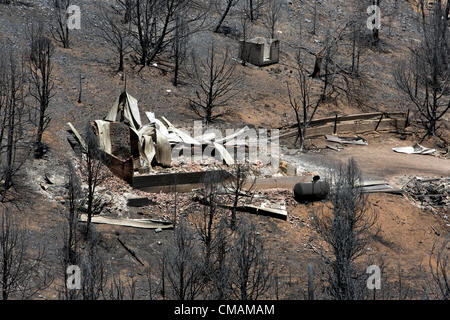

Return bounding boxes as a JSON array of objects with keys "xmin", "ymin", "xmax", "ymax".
[
  {"xmin": 392, "ymin": 143, "xmax": 436, "ymax": 155},
  {"xmin": 326, "ymin": 144, "xmax": 341, "ymax": 152},
  {"xmin": 403, "ymin": 177, "xmax": 449, "ymax": 209},
  {"xmin": 431, "ymin": 225, "xmax": 441, "ymax": 236},
  {"xmin": 325, "ymin": 135, "xmax": 368, "ymax": 145},
  {"xmin": 68, "ymin": 91, "xmax": 254, "ymax": 184}
]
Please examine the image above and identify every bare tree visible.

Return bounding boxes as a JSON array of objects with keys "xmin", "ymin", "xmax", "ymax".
[
  {"xmin": 0, "ymin": 49, "xmax": 32, "ymax": 201},
  {"xmin": 229, "ymin": 218, "xmax": 273, "ymax": 300},
  {"xmin": 243, "ymin": 0, "xmax": 265, "ymax": 22},
  {"xmin": 108, "ymin": 271, "xmax": 137, "ymax": 300},
  {"xmin": 0, "ymin": 208, "xmax": 52, "ymax": 300},
  {"xmin": 187, "ymin": 44, "xmax": 241, "ymax": 123},
  {"xmin": 262, "ymin": 0, "xmax": 282, "ymax": 39},
  {"xmin": 395, "ymin": 0, "xmax": 449, "ymax": 138},
  {"xmin": 208, "ymin": 217, "xmax": 233, "ymax": 299},
  {"xmin": 93, "ymin": 3, "xmax": 132, "ymax": 73},
  {"xmin": 348, "ymin": 2, "xmax": 366, "ymax": 75},
  {"xmin": 287, "ymin": 52, "xmax": 325, "ymax": 150},
  {"xmin": 424, "ymin": 238, "xmax": 449, "ymax": 300},
  {"xmin": 130, "ymin": 0, "xmax": 203, "ymax": 67},
  {"xmin": 116, "ymin": 0, "xmax": 136, "ymax": 23},
  {"xmin": 223, "ymin": 163, "xmax": 255, "ymax": 230},
  {"xmin": 214, "ymin": 0, "xmax": 240, "ymax": 33},
  {"xmin": 59, "ymin": 161, "xmax": 82, "ymax": 300},
  {"xmin": 80, "ymin": 237, "xmax": 108, "ymax": 300},
  {"xmin": 172, "ymin": 14, "xmax": 189, "ymax": 86},
  {"xmin": 28, "ymin": 23, "xmax": 55, "ymax": 158},
  {"xmin": 163, "ymin": 219, "xmax": 205, "ymax": 300},
  {"xmin": 238, "ymin": 2, "xmax": 252, "ymax": 66},
  {"xmin": 194, "ymin": 171, "xmax": 227, "ymax": 268},
  {"xmin": 311, "ymin": 158, "xmax": 378, "ymax": 300},
  {"xmin": 312, "ymin": 0, "xmax": 318, "ymax": 35},
  {"xmin": 51, "ymin": 0, "xmax": 71, "ymax": 48},
  {"xmin": 79, "ymin": 123, "xmax": 110, "ymax": 236}
]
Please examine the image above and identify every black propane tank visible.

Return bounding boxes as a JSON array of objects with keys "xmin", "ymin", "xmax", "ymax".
[{"xmin": 293, "ymin": 180, "xmax": 329, "ymax": 203}]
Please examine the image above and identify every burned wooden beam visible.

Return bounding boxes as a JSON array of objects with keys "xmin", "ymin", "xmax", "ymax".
[
  {"xmin": 133, "ymin": 170, "xmax": 231, "ymax": 190},
  {"xmin": 279, "ymin": 112, "xmax": 407, "ymax": 130},
  {"xmin": 127, "ymin": 197, "xmax": 156, "ymax": 207},
  {"xmin": 100, "ymin": 149, "xmax": 134, "ymax": 184}
]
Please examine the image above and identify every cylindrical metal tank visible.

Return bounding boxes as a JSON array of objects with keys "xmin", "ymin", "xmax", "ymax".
[{"xmin": 293, "ymin": 181, "xmax": 330, "ymax": 203}]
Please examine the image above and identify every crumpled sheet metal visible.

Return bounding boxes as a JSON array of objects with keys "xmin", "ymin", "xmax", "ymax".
[
  {"xmin": 139, "ymin": 135, "xmax": 156, "ymax": 168},
  {"xmin": 98, "ymin": 91, "xmax": 241, "ymax": 168},
  {"xmin": 325, "ymin": 135, "xmax": 368, "ymax": 145},
  {"xmin": 155, "ymin": 129, "xmax": 172, "ymax": 166},
  {"xmin": 146, "ymin": 112, "xmax": 170, "ymax": 137},
  {"xmin": 93, "ymin": 120, "xmax": 112, "ymax": 154},
  {"xmin": 105, "ymin": 92, "xmax": 142, "ymax": 130},
  {"xmin": 392, "ymin": 143, "xmax": 436, "ymax": 155}
]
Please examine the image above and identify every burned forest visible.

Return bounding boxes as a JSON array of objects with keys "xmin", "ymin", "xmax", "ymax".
[{"xmin": 0, "ymin": 0, "xmax": 449, "ymax": 308}]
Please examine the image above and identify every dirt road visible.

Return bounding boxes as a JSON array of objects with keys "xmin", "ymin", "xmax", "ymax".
[{"xmin": 283, "ymin": 134, "xmax": 449, "ymax": 186}]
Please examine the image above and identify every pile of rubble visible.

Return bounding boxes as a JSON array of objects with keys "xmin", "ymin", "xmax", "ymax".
[
  {"xmin": 67, "ymin": 91, "xmax": 263, "ymax": 182},
  {"xmin": 403, "ymin": 177, "xmax": 449, "ymax": 211}
]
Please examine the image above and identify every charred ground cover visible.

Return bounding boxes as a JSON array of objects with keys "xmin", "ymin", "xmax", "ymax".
[{"xmin": 0, "ymin": 0, "xmax": 448, "ymax": 300}]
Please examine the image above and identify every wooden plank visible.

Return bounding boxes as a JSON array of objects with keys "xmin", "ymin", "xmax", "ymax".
[
  {"xmin": 79, "ymin": 214, "xmax": 173, "ymax": 229},
  {"xmin": 236, "ymin": 205, "xmax": 288, "ymax": 220},
  {"xmin": 101, "ymin": 150, "xmax": 134, "ymax": 184},
  {"xmin": 133, "ymin": 170, "xmax": 231, "ymax": 189},
  {"xmin": 280, "ymin": 118, "xmax": 406, "ymax": 139},
  {"xmin": 66, "ymin": 122, "xmax": 87, "ymax": 151},
  {"xmin": 280, "ymin": 112, "xmax": 406, "ymax": 130},
  {"xmin": 361, "ymin": 185, "xmax": 404, "ymax": 194},
  {"xmin": 193, "ymin": 198, "xmax": 288, "ymax": 221}
]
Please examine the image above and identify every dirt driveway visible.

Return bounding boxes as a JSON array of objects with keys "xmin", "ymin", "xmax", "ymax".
[{"xmin": 284, "ymin": 133, "xmax": 449, "ymax": 186}]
